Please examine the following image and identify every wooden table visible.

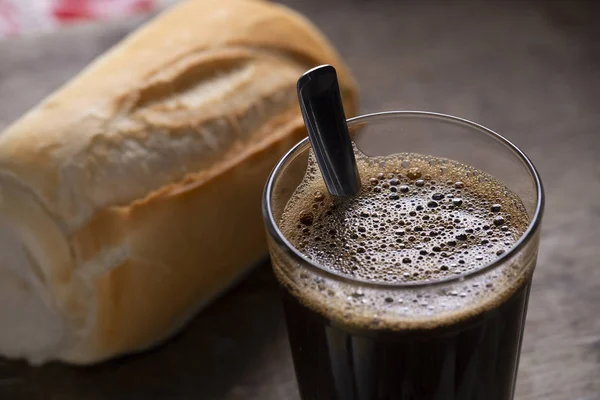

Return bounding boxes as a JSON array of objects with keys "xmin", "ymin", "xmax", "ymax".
[{"xmin": 0, "ymin": 0, "xmax": 598, "ymax": 398}]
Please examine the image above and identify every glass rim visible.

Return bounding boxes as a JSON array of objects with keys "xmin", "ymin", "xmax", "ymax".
[{"xmin": 263, "ymin": 110, "xmax": 545, "ymax": 289}]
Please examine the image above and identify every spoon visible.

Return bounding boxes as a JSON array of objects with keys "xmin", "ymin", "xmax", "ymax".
[{"xmin": 297, "ymin": 64, "xmax": 361, "ymax": 197}]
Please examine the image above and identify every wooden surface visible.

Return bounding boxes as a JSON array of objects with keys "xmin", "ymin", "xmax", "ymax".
[{"xmin": 0, "ymin": 0, "xmax": 599, "ymax": 399}]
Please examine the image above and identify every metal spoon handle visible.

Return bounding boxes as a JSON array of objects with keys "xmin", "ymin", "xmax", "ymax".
[{"xmin": 297, "ymin": 65, "xmax": 361, "ymax": 197}]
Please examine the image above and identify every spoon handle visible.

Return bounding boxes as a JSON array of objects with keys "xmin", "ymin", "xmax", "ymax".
[{"xmin": 297, "ymin": 65, "xmax": 361, "ymax": 197}]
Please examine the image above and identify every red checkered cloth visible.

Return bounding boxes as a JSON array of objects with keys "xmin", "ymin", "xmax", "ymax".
[{"xmin": 0, "ymin": 0, "xmax": 174, "ymax": 39}]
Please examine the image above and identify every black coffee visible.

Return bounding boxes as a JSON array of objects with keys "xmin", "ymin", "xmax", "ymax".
[{"xmin": 274, "ymin": 151, "xmax": 533, "ymax": 400}]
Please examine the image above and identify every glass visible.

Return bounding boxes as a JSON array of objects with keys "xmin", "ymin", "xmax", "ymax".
[{"xmin": 263, "ymin": 111, "xmax": 544, "ymax": 400}]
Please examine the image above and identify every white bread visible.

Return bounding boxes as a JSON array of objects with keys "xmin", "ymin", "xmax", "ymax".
[{"xmin": 0, "ymin": 0, "xmax": 357, "ymax": 365}]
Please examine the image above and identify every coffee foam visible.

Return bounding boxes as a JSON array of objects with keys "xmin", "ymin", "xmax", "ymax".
[
  {"xmin": 272, "ymin": 149, "xmax": 536, "ymax": 330},
  {"xmin": 281, "ymin": 151, "xmax": 529, "ymax": 285}
]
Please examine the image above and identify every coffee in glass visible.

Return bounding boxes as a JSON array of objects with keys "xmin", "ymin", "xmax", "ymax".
[{"xmin": 263, "ymin": 111, "xmax": 544, "ymax": 400}]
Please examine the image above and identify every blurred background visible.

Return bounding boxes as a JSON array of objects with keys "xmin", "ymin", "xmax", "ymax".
[
  {"xmin": 0, "ymin": 0, "xmax": 599, "ymax": 399},
  {"xmin": 0, "ymin": 0, "xmax": 177, "ymax": 38}
]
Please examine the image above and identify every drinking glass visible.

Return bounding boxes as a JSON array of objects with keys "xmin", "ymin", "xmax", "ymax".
[{"xmin": 263, "ymin": 111, "xmax": 544, "ymax": 400}]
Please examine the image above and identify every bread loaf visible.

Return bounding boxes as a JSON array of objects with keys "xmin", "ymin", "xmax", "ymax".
[{"xmin": 0, "ymin": 0, "xmax": 357, "ymax": 365}]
